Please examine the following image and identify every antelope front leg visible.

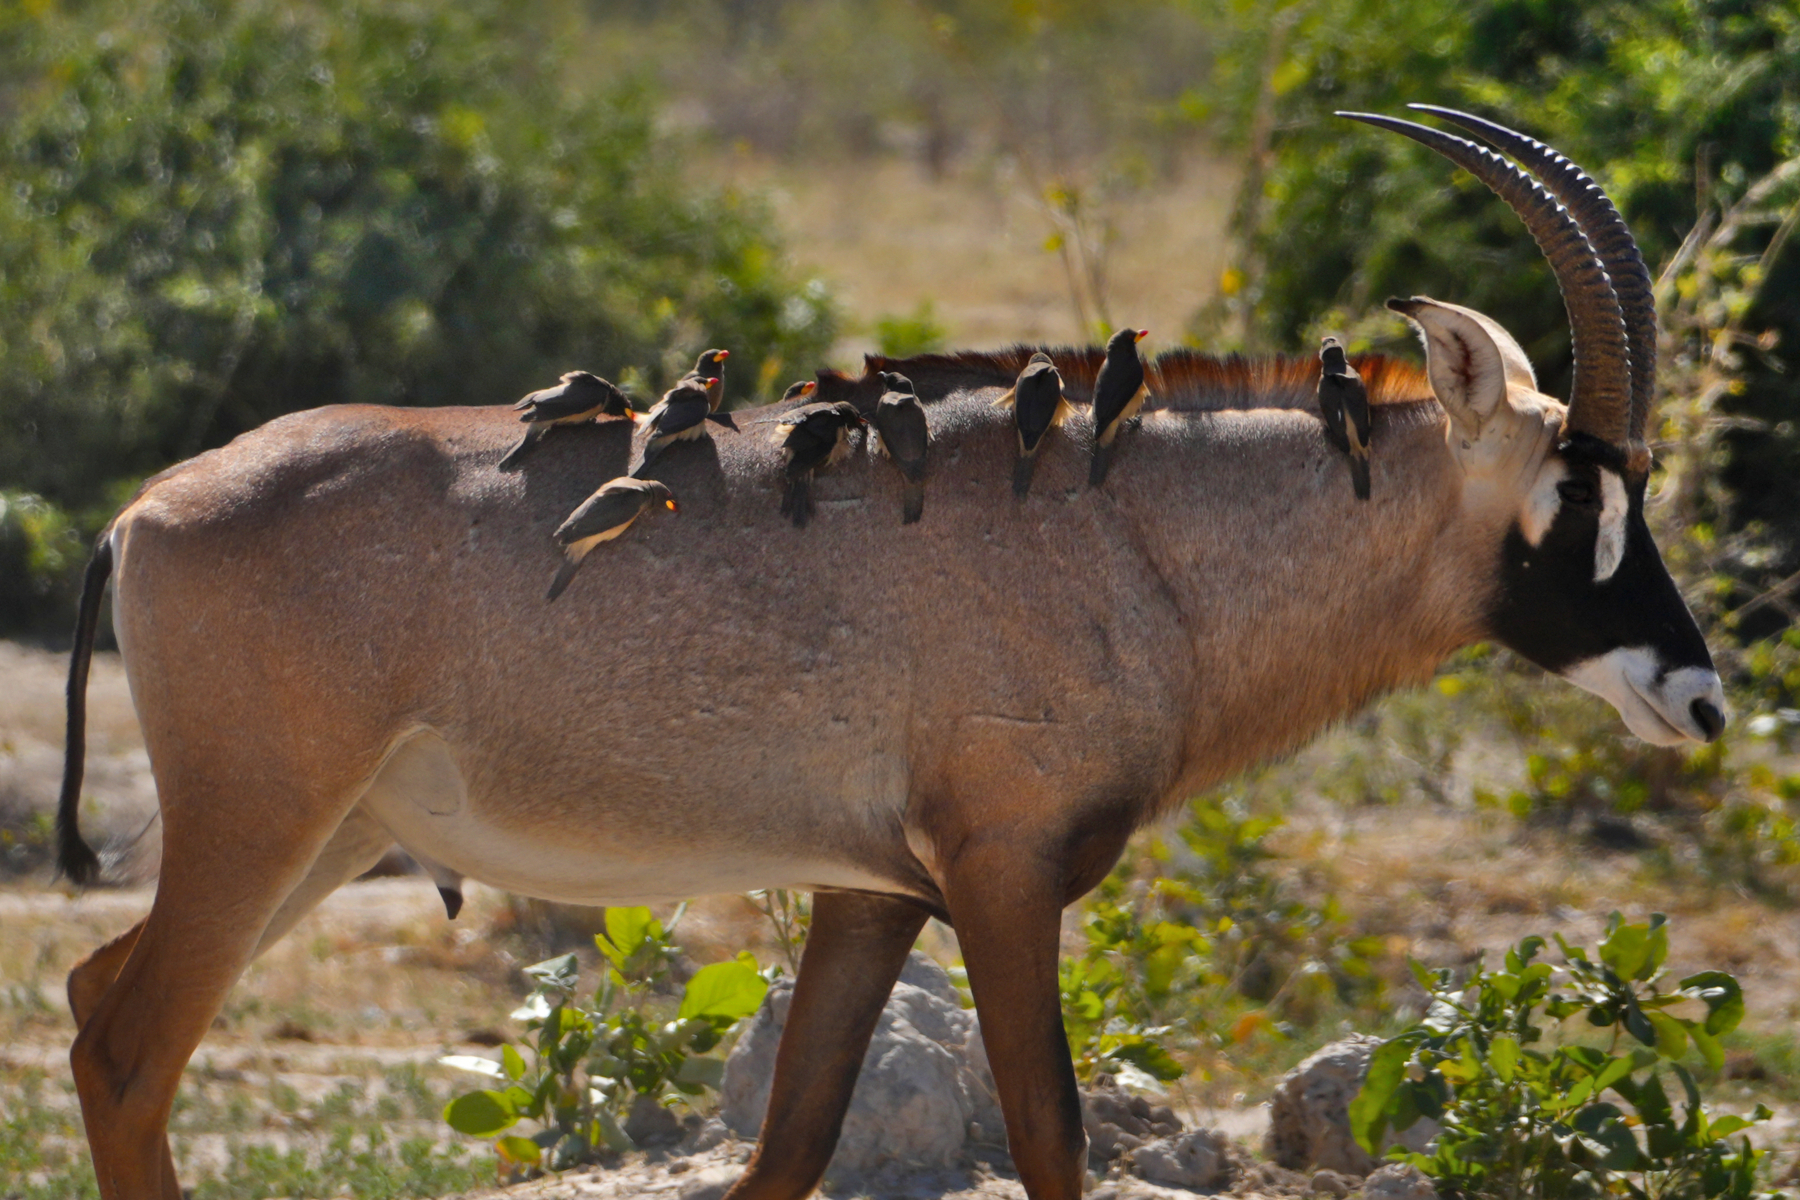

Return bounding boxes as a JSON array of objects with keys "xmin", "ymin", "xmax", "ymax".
[
  {"xmin": 945, "ymin": 837, "xmax": 1087, "ymax": 1200},
  {"xmin": 726, "ymin": 891, "xmax": 928, "ymax": 1200}
]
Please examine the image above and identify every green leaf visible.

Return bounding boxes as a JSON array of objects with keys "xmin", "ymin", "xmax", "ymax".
[
  {"xmin": 675, "ymin": 1055, "xmax": 726, "ymax": 1089},
  {"xmin": 1109, "ymin": 1039, "xmax": 1184, "ymax": 1082},
  {"xmin": 679, "ymin": 960, "xmax": 770, "ymax": 1023},
  {"xmin": 443, "ymin": 1089, "xmax": 518, "ymax": 1138},
  {"xmin": 1490, "ymin": 1035, "xmax": 1520, "ymax": 1082},
  {"xmin": 1645, "ymin": 1011, "xmax": 1688, "ymax": 1061},
  {"xmin": 1349, "ymin": 1038, "xmax": 1411, "ymax": 1154},
  {"xmin": 523, "ymin": 954, "xmax": 579, "ymax": 991},
  {"xmin": 1600, "ymin": 914, "xmax": 1652, "ymax": 982},
  {"xmin": 1677, "ymin": 971, "xmax": 1745, "ymax": 1036},
  {"xmin": 1690, "ymin": 1026, "xmax": 1724, "ymax": 1072},
  {"xmin": 602, "ymin": 906, "xmax": 660, "ymax": 965},
  {"xmin": 495, "ymin": 1134, "xmax": 541, "ymax": 1166},
  {"xmin": 593, "ymin": 1107, "xmax": 635, "ymax": 1152},
  {"xmin": 501, "ymin": 1044, "xmax": 527, "ymax": 1082}
]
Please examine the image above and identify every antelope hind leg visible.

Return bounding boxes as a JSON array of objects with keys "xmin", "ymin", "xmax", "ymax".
[
  {"xmin": 71, "ymin": 774, "xmax": 364, "ymax": 1198},
  {"xmin": 944, "ymin": 836, "xmax": 1088, "ymax": 1200},
  {"xmin": 724, "ymin": 891, "xmax": 928, "ymax": 1200},
  {"xmin": 66, "ymin": 806, "xmax": 393, "ymax": 1039}
]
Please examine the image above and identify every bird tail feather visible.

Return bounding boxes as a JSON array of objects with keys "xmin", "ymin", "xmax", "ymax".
[
  {"xmin": 783, "ymin": 475, "xmax": 812, "ymax": 527},
  {"xmin": 545, "ymin": 557, "xmax": 583, "ymax": 602},
  {"xmin": 902, "ymin": 479, "xmax": 925, "ymax": 524},
  {"xmin": 1088, "ymin": 444, "xmax": 1112, "ymax": 487},
  {"xmin": 498, "ymin": 426, "xmax": 544, "ymax": 470},
  {"xmin": 1012, "ymin": 454, "xmax": 1037, "ymax": 498},
  {"xmin": 1350, "ymin": 455, "xmax": 1371, "ymax": 502}
]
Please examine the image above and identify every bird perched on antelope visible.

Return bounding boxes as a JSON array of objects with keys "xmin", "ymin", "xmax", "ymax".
[
  {"xmin": 993, "ymin": 352, "xmax": 1072, "ymax": 497},
  {"xmin": 681, "ymin": 349, "xmax": 731, "ymax": 412},
  {"xmin": 871, "ymin": 372, "xmax": 929, "ymax": 524},
  {"xmin": 1317, "ymin": 336, "xmax": 1373, "ymax": 500},
  {"xmin": 498, "ymin": 371, "xmax": 634, "ymax": 470},
  {"xmin": 776, "ymin": 379, "xmax": 818, "ymax": 407},
  {"xmin": 1088, "ymin": 327, "xmax": 1149, "ymax": 486},
  {"xmin": 637, "ymin": 378, "xmax": 721, "ymax": 473},
  {"xmin": 545, "ymin": 477, "xmax": 678, "ymax": 601},
  {"xmin": 773, "ymin": 401, "xmax": 867, "ymax": 527}
]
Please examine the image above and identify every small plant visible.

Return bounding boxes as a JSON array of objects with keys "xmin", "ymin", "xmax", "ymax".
[
  {"xmin": 1351, "ymin": 913, "xmax": 1775, "ymax": 1200},
  {"xmin": 441, "ymin": 906, "xmax": 766, "ymax": 1175},
  {"xmin": 746, "ymin": 888, "xmax": 810, "ymax": 976},
  {"xmin": 873, "ymin": 301, "xmax": 948, "ymax": 359}
]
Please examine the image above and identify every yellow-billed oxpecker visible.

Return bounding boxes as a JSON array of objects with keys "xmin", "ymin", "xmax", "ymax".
[
  {"xmin": 545, "ymin": 477, "xmax": 678, "ymax": 601},
  {"xmin": 636, "ymin": 379, "xmax": 719, "ymax": 473},
  {"xmin": 498, "ymin": 371, "xmax": 634, "ymax": 470},
  {"xmin": 774, "ymin": 401, "xmax": 867, "ymax": 527},
  {"xmin": 992, "ymin": 351, "xmax": 1072, "ymax": 497},
  {"xmin": 1317, "ymin": 336, "xmax": 1372, "ymax": 500},
  {"xmin": 1087, "ymin": 327, "xmax": 1149, "ymax": 486},
  {"xmin": 681, "ymin": 349, "xmax": 730, "ymax": 412},
  {"xmin": 872, "ymin": 371, "xmax": 929, "ymax": 524}
]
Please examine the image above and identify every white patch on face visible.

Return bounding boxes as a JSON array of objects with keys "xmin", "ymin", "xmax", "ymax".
[
  {"xmin": 1519, "ymin": 458, "xmax": 1567, "ymax": 546},
  {"xmin": 1594, "ymin": 469, "xmax": 1628, "ymax": 582},
  {"xmin": 1562, "ymin": 648, "xmax": 1727, "ymax": 745}
]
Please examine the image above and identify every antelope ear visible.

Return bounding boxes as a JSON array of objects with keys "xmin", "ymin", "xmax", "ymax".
[{"xmin": 1387, "ymin": 296, "xmax": 1537, "ymax": 438}]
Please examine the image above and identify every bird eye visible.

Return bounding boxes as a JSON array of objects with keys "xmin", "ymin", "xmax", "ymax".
[{"xmin": 1556, "ymin": 478, "xmax": 1598, "ymax": 506}]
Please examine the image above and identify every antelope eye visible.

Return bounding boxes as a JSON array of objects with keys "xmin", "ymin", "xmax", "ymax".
[{"xmin": 1557, "ymin": 478, "xmax": 1598, "ymax": 506}]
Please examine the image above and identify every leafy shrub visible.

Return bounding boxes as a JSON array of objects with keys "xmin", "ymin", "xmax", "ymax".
[
  {"xmin": 1351, "ymin": 913, "xmax": 1773, "ymax": 1200},
  {"xmin": 441, "ymin": 906, "xmax": 766, "ymax": 1173},
  {"xmin": 0, "ymin": 0, "xmax": 837, "ymax": 522}
]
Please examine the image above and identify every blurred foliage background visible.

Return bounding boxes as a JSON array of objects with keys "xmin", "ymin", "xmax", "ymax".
[{"xmin": 0, "ymin": 0, "xmax": 1796, "ymax": 657}]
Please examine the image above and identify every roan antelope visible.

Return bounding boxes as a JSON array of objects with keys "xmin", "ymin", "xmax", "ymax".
[{"xmin": 56, "ymin": 110, "xmax": 1723, "ymax": 1199}]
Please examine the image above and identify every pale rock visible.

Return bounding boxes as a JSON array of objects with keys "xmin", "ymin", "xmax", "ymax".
[
  {"xmin": 1362, "ymin": 1162, "xmax": 1440, "ymax": 1200},
  {"xmin": 1127, "ymin": 1128, "xmax": 1232, "ymax": 1189},
  {"xmin": 1264, "ymin": 1036, "xmax": 1438, "ymax": 1174}
]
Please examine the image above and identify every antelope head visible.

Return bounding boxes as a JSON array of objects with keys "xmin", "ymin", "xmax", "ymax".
[{"xmin": 1344, "ymin": 107, "xmax": 1726, "ymax": 745}]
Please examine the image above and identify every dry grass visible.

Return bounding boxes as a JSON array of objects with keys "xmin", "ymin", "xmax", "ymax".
[{"xmin": 717, "ymin": 149, "xmax": 1239, "ymax": 359}]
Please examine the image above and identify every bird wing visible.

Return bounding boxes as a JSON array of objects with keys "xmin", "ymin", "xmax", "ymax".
[
  {"xmin": 554, "ymin": 490, "xmax": 647, "ymax": 545},
  {"xmin": 1091, "ymin": 352, "xmax": 1146, "ymax": 428},
  {"xmin": 876, "ymin": 400, "xmax": 929, "ymax": 471},
  {"xmin": 1014, "ymin": 369, "xmax": 1064, "ymax": 449},
  {"xmin": 647, "ymin": 396, "xmax": 709, "ymax": 439}
]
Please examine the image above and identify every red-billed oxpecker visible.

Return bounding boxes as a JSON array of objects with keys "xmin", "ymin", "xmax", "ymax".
[
  {"xmin": 497, "ymin": 371, "xmax": 634, "ymax": 470},
  {"xmin": 993, "ymin": 351, "xmax": 1072, "ymax": 497},
  {"xmin": 1087, "ymin": 326, "xmax": 1149, "ymax": 486},
  {"xmin": 871, "ymin": 371, "xmax": 930, "ymax": 524},
  {"xmin": 1317, "ymin": 337, "xmax": 1373, "ymax": 499},
  {"xmin": 681, "ymin": 348, "xmax": 731, "ymax": 412},
  {"xmin": 545, "ymin": 477, "xmax": 678, "ymax": 601},
  {"xmin": 774, "ymin": 401, "xmax": 867, "ymax": 527},
  {"xmin": 636, "ymin": 378, "xmax": 719, "ymax": 474}
]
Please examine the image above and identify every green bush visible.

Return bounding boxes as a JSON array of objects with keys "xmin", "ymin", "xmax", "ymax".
[
  {"xmin": 0, "ymin": 0, "xmax": 836, "ymax": 525},
  {"xmin": 441, "ymin": 906, "xmax": 766, "ymax": 1174},
  {"xmin": 1351, "ymin": 914, "xmax": 1772, "ymax": 1200}
]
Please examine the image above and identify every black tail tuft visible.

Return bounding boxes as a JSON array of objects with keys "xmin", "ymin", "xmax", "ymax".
[
  {"xmin": 1012, "ymin": 455, "xmax": 1037, "ymax": 498},
  {"xmin": 58, "ymin": 538, "xmax": 113, "ymax": 886},
  {"xmin": 1350, "ymin": 455, "xmax": 1371, "ymax": 501},
  {"xmin": 901, "ymin": 480, "xmax": 925, "ymax": 525},
  {"xmin": 1088, "ymin": 445, "xmax": 1112, "ymax": 487},
  {"xmin": 497, "ymin": 426, "xmax": 544, "ymax": 471},
  {"xmin": 545, "ymin": 557, "xmax": 582, "ymax": 601}
]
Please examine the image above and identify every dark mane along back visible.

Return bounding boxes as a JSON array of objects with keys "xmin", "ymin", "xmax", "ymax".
[{"xmin": 835, "ymin": 346, "xmax": 1433, "ymax": 413}]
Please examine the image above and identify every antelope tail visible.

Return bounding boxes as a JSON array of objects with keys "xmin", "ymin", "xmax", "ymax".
[{"xmin": 58, "ymin": 536, "xmax": 113, "ymax": 885}]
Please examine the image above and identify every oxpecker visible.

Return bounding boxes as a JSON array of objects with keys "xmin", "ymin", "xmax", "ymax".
[
  {"xmin": 872, "ymin": 371, "xmax": 929, "ymax": 524},
  {"xmin": 993, "ymin": 352, "xmax": 1072, "ymax": 497},
  {"xmin": 1088, "ymin": 327, "xmax": 1149, "ymax": 486},
  {"xmin": 1317, "ymin": 336, "xmax": 1372, "ymax": 500},
  {"xmin": 775, "ymin": 401, "xmax": 867, "ymax": 527},
  {"xmin": 546, "ymin": 477, "xmax": 678, "ymax": 601},
  {"xmin": 681, "ymin": 349, "xmax": 730, "ymax": 412},
  {"xmin": 637, "ymin": 379, "xmax": 718, "ymax": 473},
  {"xmin": 498, "ymin": 371, "xmax": 634, "ymax": 470}
]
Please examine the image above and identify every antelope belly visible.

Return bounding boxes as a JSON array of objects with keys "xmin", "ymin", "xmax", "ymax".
[{"xmin": 354, "ymin": 731, "xmax": 910, "ymax": 906}]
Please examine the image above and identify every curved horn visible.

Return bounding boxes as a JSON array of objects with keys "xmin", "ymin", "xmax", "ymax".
[
  {"xmin": 1409, "ymin": 105, "xmax": 1654, "ymax": 466},
  {"xmin": 1336, "ymin": 111, "xmax": 1632, "ymax": 448}
]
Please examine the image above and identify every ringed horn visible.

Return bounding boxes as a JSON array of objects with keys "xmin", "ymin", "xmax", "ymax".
[{"xmin": 1336, "ymin": 107, "xmax": 1652, "ymax": 476}]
